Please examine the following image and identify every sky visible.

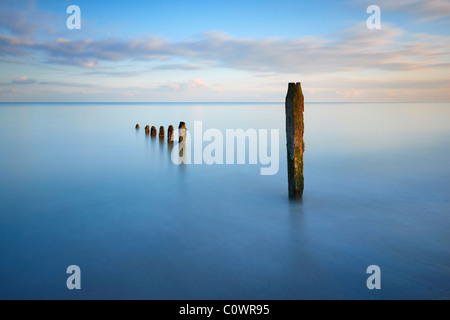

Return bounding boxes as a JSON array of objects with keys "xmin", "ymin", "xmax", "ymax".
[{"xmin": 0, "ymin": 0, "xmax": 449, "ymax": 102}]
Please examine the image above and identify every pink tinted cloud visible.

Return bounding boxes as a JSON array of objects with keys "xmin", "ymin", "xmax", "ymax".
[
  {"xmin": 163, "ymin": 79, "xmax": 210, "ymax": 91},
  {"xmin": 12, "ymin": 76, "xmax": 36, "ymax": 84},
  {"xmin": 187, "ymin": 79, "xmax": 209, "ymax": 90}
]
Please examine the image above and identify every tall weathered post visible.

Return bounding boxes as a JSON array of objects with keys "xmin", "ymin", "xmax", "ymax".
[{"xmin": 285, "ymin": 82, "xmax": 305, "ymax": 200}]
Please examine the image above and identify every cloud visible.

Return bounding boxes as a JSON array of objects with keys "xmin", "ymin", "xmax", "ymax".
[
  {"xmin": 0, "ymin": 87, "xmax": 18, "ymax": 97},
  {"xmin": 306, "ymin": 77, "xmax": 450, "ymax": 90},
  {"xmin": 0, "ymin": 0, "xmax": 37, "ymax": 35},
  {"xmin": 12, "ymin": 76, "xmax": 36, "ymax": 85},
  {"xmin": 0, "ymin": 2, "xmax": 448, "ymax": 102},
  {"xmin": 81, "ymin": 61, "xmax": 97, "ymax": 68},
  {"xmin": 0, "ymin": 0, "xmax": 55, "ymax": 36},
  {"xmin": 39, "ymin": 81, "xmax": 99, "ymax": 88},
  {"xmin": 301, "ymin": 76, "xmax": 450, "ymax": 102},
  {"xmin": 0, "ymin": 57, "xmax": 29, "ymax": 65},
  {"xmin": 30, "ymin": 36, "xmax": 179, "ymax": 68},
  {"xmin": 0, "ymin": 35, "xmax": 33, "ymax": 57},
  {"xmin": 188, "ymin": 79, "xmax": 210, "ymax": 89},
  {"xmin": 153, "ymin": 63, "xmax": 206, "ymax": 71},
  {"xmin": 179, "ymin": 27, "xmax": 450, "ymax": 74},
  {"xmin": 82, "ymin": 71, "xmax": 139, "ymax": 77},
  {"xmin": 356, "ymin": 0, "xmax": 450, "ymax": 23},
  {"xmin": 161, "ymin": 79, "xmax": 210, "ymax": 91},
  {"xmin": 1, "ymin": 23, "xmax": 449, "ymax": 75}
]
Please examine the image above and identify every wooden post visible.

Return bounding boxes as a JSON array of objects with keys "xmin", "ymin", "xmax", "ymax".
[
  {"xmin": 159, "ymin": 126, "xmax": 165, "ymax": 137},
  {"xmin": 168, "ymin": 125, "xmax": 174, "ymax": 143},
  {"xmin": 285, "ymin": 82, "xmax": 305, "ymax": 200},
  {"xmin": 145, "ymin": 125, "xmax": 150, "ymax": 135},
  {"xmin": 151, "ymin": 126, "xmax": 157, "ymax": 136},
  {"xmin": 178, "ymin": 122, "xmax": 186, "ymax": 143}
]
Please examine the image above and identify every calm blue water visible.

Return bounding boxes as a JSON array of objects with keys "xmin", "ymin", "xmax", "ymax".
[{"xmin": 0, "ymin": 102, "xmax": 449, "ymax": 300}]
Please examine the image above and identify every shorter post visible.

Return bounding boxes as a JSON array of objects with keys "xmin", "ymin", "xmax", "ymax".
[
  {"xmin": 168, "ymin": 125, "xmax": 174, "ymax": 143},
  {"xmin": 145, "ymin": 125, "xmax": 150, "ymax": 135},
  {"xmin": 159, "ymin": 126, "xmax": 165, "ymax": 137},
  {"xmin": 151, "ymin": 126, "xmax": 157, "ymax": 136},
  {"xmin": 135, "ymin": 124, "xmax": 140, "ymax": 130},
  {"xmin": 178, "ymin": 122, "xmax": 186, "ymax": 143}
]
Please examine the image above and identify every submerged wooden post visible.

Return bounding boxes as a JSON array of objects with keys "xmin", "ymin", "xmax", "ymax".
[
  {"xmin": 178, "ymin": 122, "xmax": 186, "ymax": 143},
  {"xmin": 159, "ymin": 126, "xmax": 165, "ymax": 137},
  {"xmin": 285, "ymin": 82, "xmax": 305, "ymax": 200},
  {"xmin": 135, "ymin": 124, "xmax": 140, "ymax": 130},
  {"xmin": 151, "ymin": 126, "xmax": 157, "ymax": 136},
  {"xmin": 168, "ymin": 125, "xmax": 174, "ymax": 143},
  {"xmin": 145, "ymin": 125, "xmax": 150, "ymax": 135}
]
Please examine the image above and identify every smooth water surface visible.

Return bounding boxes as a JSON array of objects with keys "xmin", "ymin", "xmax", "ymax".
[{"xmin": 0, "ymin": 102, "xmax": 448, "ymax": 299}]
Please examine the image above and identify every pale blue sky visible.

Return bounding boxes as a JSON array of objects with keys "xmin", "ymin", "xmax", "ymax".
[{"xmin": 0, "ymin": 0, "xmax": 449, "ymax": 102}]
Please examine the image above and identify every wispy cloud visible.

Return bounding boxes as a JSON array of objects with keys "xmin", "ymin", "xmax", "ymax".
[
  {"xmin": 0, "ymin": 35, "xmax": 33, "ymax": 57},
  {"xmin": 0, "ymin": 0, "xmax": 38, "ymax": 35},
  {"xmin": 0, "ymin": 57, "xmax": 30, "ymax": 65},
  {"xmin": 0, "ymin": 87, "xmax": 18, "ymax": 97},
  {"xmin": 12, "ymin": 76, "xmax": 37, "ymax": 85},
  {"xmin": 306, "ymin": 77, "xmax": 450, "ymax": 90},
  {"xmin": 1, "ymin": 23, "xmax": 449, "ymax": 75},
  {"xmin": 356, "ymin": 0, "xmax": 450, "ymax": 23},
  {"xmin": 81, "ymin": 71, "xmax": 140, "ymax": 77},
  {"xmin": 39, "ymin": 81, "xmax": 98, "ymax": 88},
  {"xmin": 153, "ymin": 63, "xmax": 206, "ymax": 71},
  {"xmin": 160, "ymin": 79, "xmax": 211, "ymax": 91},
  {"xmin": 0, "ymin": 1, "xmax": 449, "ymax": 102}
]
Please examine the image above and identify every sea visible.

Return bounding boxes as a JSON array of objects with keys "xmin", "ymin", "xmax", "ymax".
[{"xmin": 0, "ymin": 102, "xmax": 448, "ymax": 299}]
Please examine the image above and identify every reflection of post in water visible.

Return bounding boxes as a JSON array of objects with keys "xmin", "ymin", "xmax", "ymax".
[
  {"xmin": 178, "ymin": 140, "xmax": 187, "ymax": 163},
  {"xmin": 167, "ymin": 141, "xmax": 174, "ymax": 153},
  {"xmin": 285, "ymin": 82, "xmax": 305, "ymax": 200},
  {"xmin": 158, "ymin": 136, "xmax": 165, "ymax": 151}
]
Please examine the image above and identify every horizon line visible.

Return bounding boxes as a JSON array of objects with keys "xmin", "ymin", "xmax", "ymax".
[{"xmin": 0, "ymin": 101, "xmax": 449, "ymax": 104}]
